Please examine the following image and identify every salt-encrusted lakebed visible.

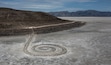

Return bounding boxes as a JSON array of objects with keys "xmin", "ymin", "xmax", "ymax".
[{"xmin": 0, "ymin": 17, "xmax": 111, "ymax": 65}]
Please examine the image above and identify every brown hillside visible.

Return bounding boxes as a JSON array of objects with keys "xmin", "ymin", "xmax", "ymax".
[
  {"xmin": 0, "ymin": 8, "xmax": 70, "ymax": 29},
  {"xmin": 0, "ymin": 8, "xmax": 86, "ymax": 36}
]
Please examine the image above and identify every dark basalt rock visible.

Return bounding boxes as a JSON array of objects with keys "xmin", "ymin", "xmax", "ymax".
[{"xmin": 0, "ymin": 7, "xmax": 86, "ymax": 36}]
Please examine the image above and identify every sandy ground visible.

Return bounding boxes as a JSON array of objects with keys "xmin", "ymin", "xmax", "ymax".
[{"xmin": 0, "ymin": 17, "xmax": 111, "ymax": 65}]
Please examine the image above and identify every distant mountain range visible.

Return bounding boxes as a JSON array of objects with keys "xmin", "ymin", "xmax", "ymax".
[{"xmin": 48, "ymin": 10, "xmax": 111, "ymax": 17}]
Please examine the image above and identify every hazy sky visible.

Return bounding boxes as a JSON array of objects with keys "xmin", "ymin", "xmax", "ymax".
[{"xmin": 0, "ymin": 0, "xmax": 111, "ymax": 12}]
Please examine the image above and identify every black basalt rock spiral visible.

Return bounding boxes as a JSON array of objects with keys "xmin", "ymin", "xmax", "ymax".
[{"xmin": 23, "ymin": 34, "xmax": 67, "ymax": 56}]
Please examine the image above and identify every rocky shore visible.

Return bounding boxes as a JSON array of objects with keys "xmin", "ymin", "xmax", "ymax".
[{"xmin": 0, "ymin": 8, "xmax": 86, "ymax": 36}]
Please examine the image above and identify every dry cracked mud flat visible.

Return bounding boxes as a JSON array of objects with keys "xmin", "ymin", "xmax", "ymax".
[{"xmin": 0, "ymin": 17, "xmax": 111, "ymax": 65}]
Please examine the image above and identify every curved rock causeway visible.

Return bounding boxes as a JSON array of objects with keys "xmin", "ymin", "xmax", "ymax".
[{"xmin": 23, "ymin": 33, "xmax": 67, "ymax": 56}]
